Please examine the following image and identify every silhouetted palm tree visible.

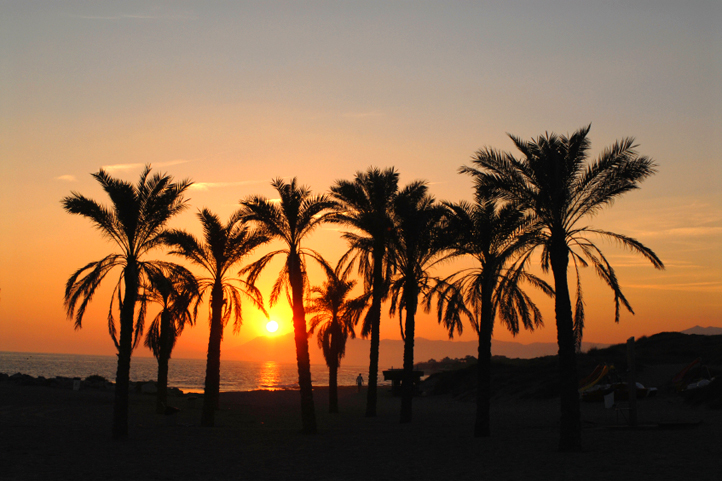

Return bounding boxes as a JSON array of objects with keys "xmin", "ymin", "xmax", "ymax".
[
  {"xmin": 433, "ymin": 199, "xmax": 552, "ymax": 437},
  {"xmin": 329, "ymin": 167, "xmax": 399, "ymax": 417},
  {"xmin": 307, "ymin": 262, "xmax": 368, "ymax": 413},
  {"xmin": 162, "ymin": 209, "xmax": 269, "ymax": 427},
  {"xmin": 462, "ymin": 125, "xmax": 664, "ymax": 451},
  {"xmin": 240, "ymin": 178, "xmax": 335, "ymax": 434},
  {"xmin": 142, "ymin": 263, "xmax": 199, "ymax": 414},
  {"xmin": 387, "ymin": 182, "xmax": 447, "ymax": 423},
  {"xmin": 63, "ymin": 165, "xmax": 191, "ymax": 439}
]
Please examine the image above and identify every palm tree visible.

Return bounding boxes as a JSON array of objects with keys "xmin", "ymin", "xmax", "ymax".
[
  {"xmin": 62, "ymin": 165, "xmax": 191, "ymax": 439},
  {"xmin": 461, "ymin": 125, "xmax": 664, "ymax": 451},
  {"xmin": 329, "ymin": 167, "xmax": 399, "ymax": 417},
  {"xmin": 240, "ymin": 178, "xmax": 335, "ymax": 434},
  {"xmin": 162, "ymin": 209, "xmax": 269, "ymax": 427},
  {"xmin": 142, "ymin": 263, "xmax": 199, "ymax": 414},
  {"xmin": 307, "ymin": 261, "xmax": 368, "ymax": 413},
  {"xmin": 386, "ymin": 182, "xmax": 447, "ymax": 423},
  {"xmin": 432, "ymin": 199, "xmax": 552, "ymax": 437}
]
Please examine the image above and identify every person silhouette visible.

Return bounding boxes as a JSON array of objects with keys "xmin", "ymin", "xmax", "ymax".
[{"xmin": 356, "ymin": 373, "xmax": 364, "ymax": 392}]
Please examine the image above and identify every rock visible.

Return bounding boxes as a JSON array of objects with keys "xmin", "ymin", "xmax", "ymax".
[{"xmin": 141, "ymin": 382, "xmax": 158, "ymax": 394}]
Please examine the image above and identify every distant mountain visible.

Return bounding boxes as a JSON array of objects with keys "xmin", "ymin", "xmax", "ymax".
[
  {"xmin": 227, "ymin": 334, "xmax": 607, "ymax": 367},
  {"xmin": 681, "ymin": 326, "xmax": 722, "ymax": 336}
]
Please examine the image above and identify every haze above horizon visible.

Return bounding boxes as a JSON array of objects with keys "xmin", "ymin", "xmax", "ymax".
[{"xmin": 1, "ymin": 1, "xmax": 720, "ymax": 362}]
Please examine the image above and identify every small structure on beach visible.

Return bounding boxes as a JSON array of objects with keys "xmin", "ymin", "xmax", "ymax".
[{"xmin": 382, "ymin": 369, "xmax": 424, "ymax": 396}]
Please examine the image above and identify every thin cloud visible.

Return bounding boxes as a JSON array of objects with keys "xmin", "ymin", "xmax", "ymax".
[
  {"xmin": 68, "ymin": 12, "xmax": 195, "ymax": 21},
  {"xmin": 665, "ymin": 226, "xmax": 722, "ymax": 237},
  {"xmin": 72, "ymin": 14, "xmax": 157, "ymax": 20},
  {"xmin": 156, "ymin": 159, "xmax": 192, "ymax": 168},
  {"xmin": 640, "ymin": 226, "xmax": 722, "ymax": 238},
  {"xmin": 189, "ymin": 180, "xmax": 266, "ymax": 192},
  {"xmin": 56, "ymin": 175, "xmax": 76, "ymax": 182},
  {"xmin": 101, "ymin": 163, "xmax": 145, "ymax": 172},
  {"xmin": 99, "ymin": 160, "xmax": 190, "ymax": 172},
  {"xmin": 625, "ymin": 281, "xmax": 722, "ymax": 293}
]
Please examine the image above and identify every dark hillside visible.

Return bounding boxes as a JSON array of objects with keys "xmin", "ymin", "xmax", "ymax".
[{"xmin": 421, "ymin": 332, "xmax": 722, "ymax": 405}]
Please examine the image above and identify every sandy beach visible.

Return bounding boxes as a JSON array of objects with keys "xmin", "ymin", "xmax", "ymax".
[{"xmin": 1, "ymin": 374, "xmax": 721, "ymax": 481}]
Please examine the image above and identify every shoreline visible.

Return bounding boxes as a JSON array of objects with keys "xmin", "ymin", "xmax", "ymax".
[
  {"xmin": 0, "ymin": 351, "xmax": 373, "ymax": 393},
  {"xmin": 0, "ymin": 371, "xmax": 370, "ymax": 395}
]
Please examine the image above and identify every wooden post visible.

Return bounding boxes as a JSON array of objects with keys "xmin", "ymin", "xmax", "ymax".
[{"xmin": 627, "ymin": 337, "xmax": 637, "ymax": 427}]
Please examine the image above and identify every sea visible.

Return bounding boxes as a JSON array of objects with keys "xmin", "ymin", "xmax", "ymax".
[{"xmin": 0, "ymin": 351, "xmax": 378, "ymax": 393}]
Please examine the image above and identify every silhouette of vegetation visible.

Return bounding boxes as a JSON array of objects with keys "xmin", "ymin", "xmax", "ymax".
[
  {"xmin": 330, "ymin": 167, "xmax": 399, "ymax": 417},
  {"xmin": 162, "ymin": 209, "xmax": 269, "ymax": 427},
  {"xmin": 307, "ymin": 261, "xmax": 368, "ymax": 413},
  {"xmin": 462, "ymin": 125, "xmax": 664, "ymax": 451},
  {"xmin": 240, "ymin": 178, "xmax": 335, "ymax": 434},
  {"xmin": 386, "ymin": 182, "xmax": 447, "ymax": 423},
  {"xmin": 142, "ymin": 263, "xmax": 199, "ymax": 414},
  {"xmin": 57, "ymin": 143, "xmax": 668, "ymax": 444},
  {"xmin": 415, "ymin": 355, "xmax": 478, "ymax": 374},
  {"xmin": 433, "ymin": 199, "xmax": 552, "ymax": 436},
  {"xmin": 62, "ymin": 165, "xmax": 191, "ymax": 439}
]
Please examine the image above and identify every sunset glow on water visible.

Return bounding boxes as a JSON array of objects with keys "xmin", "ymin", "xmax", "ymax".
[{"xmin": 0, "ymin": 352, "xmax": 374, "ymax": 393}]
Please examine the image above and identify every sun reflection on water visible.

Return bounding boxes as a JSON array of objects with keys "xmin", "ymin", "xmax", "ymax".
[{"xmin": 258, "ymin": 361, "xmax": 282, "ymax": 390}]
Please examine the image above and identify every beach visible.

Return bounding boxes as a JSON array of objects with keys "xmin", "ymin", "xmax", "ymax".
[{"xmin": 1, "ymin": 376, "xmax": 721, "ymax": 481}]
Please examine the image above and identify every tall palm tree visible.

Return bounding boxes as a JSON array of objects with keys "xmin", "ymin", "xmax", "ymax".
[
  {"xmin": 432, "ymin": 199, "xmax": 552, "ymax": 437},
  {"xmin": 240, "ymin": 178, "xmax": 335, "ymax": 434},
  {"xmin": 307, "ymin": 261, "xmax": 368, "ymax": 413},
  {"xmin": 62, "ymin": 165, "xmax": 191, "ymax": 439},
  {"xmin": 142, "ymin": 263, "xmax": 199, "ymax": 414},
  {"xmin": 461, "ymin": 125, "xmax": 664, "ymax": 451},
  {"xmin": 386, "ymin": 182, "xmax": 447, "ymax": 423},
  {"xmin": 162, "ymin": 209, "xmax": 269, "ymax": 427},
  {"xmin": 329, "ymin": 167, "xmax": 399, "ymax": 417}
]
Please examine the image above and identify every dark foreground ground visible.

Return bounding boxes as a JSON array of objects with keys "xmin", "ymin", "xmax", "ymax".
[{"xmin": 1, "ymin": 375, "xmax": 721, "ymax": 481}]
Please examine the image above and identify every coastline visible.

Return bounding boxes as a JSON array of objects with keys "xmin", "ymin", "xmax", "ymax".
[{"xmin": 0, "ymin": 351, "xmax": 371, "ymax": 393}]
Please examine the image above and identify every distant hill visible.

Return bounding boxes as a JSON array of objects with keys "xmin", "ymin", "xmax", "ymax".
[
  {"xmin": 423, "ymin": 331, "xmax": 722, "ymax": 403},
  {"xmin": 228, "ymin": 334, "xmax": 606, "ymax": 367},
  {"xmin": 682, "ymin": 326, "xmax": 722, "ymax": 336}
]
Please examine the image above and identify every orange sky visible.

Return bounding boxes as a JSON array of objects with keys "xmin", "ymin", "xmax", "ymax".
[{"xmin": 1, "ymin": 2, "xmax": 720, "ymax": 361}]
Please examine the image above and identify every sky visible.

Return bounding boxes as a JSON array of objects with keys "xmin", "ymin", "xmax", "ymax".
[{"xmin": 1, "ymin": 1, "xmax": 720, "ymax": 361}]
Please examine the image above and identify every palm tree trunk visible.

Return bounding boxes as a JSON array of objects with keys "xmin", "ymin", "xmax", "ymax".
[
  {"xmin": 328, "ymin": 323, "xmax": 340, "ymax": 414},
  {"xmin": 157, "ymin": 355, "xmax": 170, "ymax": 414},
  {"xmin": 202, "ymin": 281, "xmax": 224, "ymax": 427},
  {"xmin": 329, "ymin": 358, "xmax": 339, "ymax": 413},
  {"xmin": 551, "ymin": 237, "xmax": 582, "ymax": 452},
  {"xmin": 113, "ymin": 263, "xmax": 138, "ymax": 440},
  {"xmin": 475, "ymin": 283, "xmax": 494, "ymax": 437},
  {"xmin": 156, "ymin": 311, "xmax": 172, "ymax": 414},
  {"xmin": 365, "ymin": 248, "xmax": 385, "ymax": 417},
  {"xmin": 475, "ymin": 323, "xmax": 493, "ymax": 437},
  {"xmin": 400, "ymin": 285, "xmax": 418, "ymax": 424},
  {"xmin": 289, "ymin": 251, "xmax": 317, "ymax": 434}
]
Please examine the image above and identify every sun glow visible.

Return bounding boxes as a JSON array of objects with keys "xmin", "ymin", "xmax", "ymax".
[{"xmin": 266, "ymin": 320, "xmax": 279, "ymax": 334}]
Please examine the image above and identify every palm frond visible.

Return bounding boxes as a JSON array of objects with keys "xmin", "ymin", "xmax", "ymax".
[
  {"xmin": 64, "ymin": 255, "xmax": 125, "ymax": 328},
  {"xmin": 584, "ymin": 228, "xmax": 664, "ymax": 269}
]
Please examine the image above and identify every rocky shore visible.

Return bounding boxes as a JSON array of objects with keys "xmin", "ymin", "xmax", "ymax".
[{"xmin": 0, "ymin": 372, "xmax": 184, "ymax": 396}]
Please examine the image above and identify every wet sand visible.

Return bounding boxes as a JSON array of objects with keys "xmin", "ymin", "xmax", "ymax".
[{"xmin": 1, "ymin": 382, "xmax": 720, "ymax": 480}]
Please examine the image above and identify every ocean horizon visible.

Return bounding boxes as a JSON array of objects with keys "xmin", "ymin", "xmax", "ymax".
[{"xmin": 0, "ymin": 351, "xmax": 377, "ymax": 393}]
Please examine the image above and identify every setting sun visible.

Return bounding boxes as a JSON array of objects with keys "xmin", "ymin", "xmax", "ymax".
[{"xmin": 266, "ymin": 320, "xmax": 279, "ymax": 334}]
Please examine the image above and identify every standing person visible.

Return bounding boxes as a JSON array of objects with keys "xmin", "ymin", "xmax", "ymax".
[{"xmin": 356, "ymin": 374, "xmax": 364, "ymax": 392}]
